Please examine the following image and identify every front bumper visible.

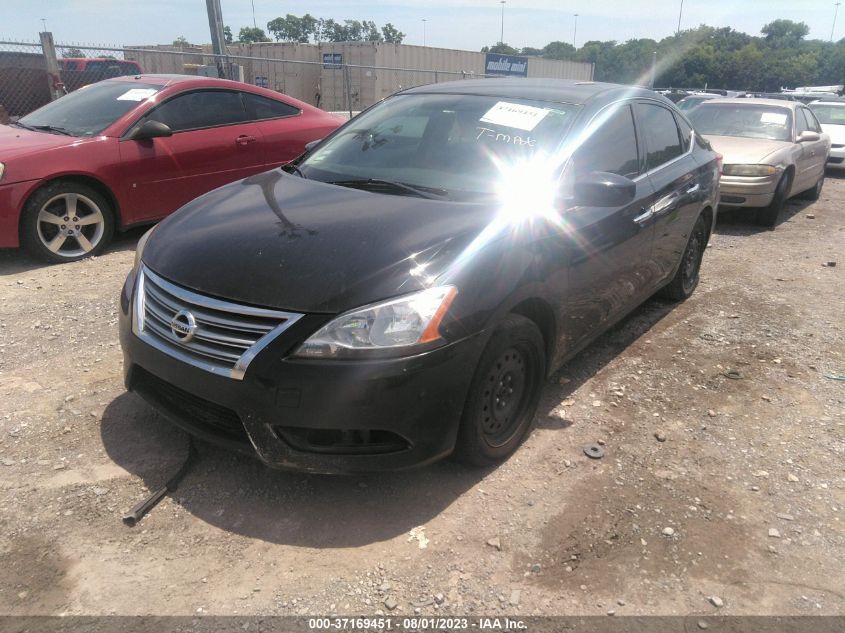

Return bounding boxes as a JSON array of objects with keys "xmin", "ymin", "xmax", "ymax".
[
  {"xmin": 717, "ymin": 173, "xmax": 779, "ymax": 208},
  {"xmin": 827, "ymin": 145, "xmax": 845, "ymax": 168},
  {"xmin": 118, "ymin": 270, "xmax": 485, "ymax": 473}
]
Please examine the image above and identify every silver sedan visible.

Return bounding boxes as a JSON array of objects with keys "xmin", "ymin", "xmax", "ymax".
[{"xmin": 688, "ymin": 99, "xmax": 830, "ymax": 227}]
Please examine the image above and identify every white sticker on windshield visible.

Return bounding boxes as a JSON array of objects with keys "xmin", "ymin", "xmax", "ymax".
[
  {"xmin": 480, "ymin": 101, "xmax": 550, "ymax": 131},
  {"xmin": 760, "ymin": 112, "xmax": 787, "ymax": 125},
  {"xmin": 117, "ymin": 88, "xmax": 157, "ymax": 102}
]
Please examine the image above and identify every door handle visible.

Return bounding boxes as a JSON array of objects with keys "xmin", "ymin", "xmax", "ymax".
[
  {"xmin": 236, "ymin": 135, "xmax": 257, "ymax": 146},
  {"xmin": 685, "ymin": 183, "xmax": 700, "ymax": 195},
  {"xmin": 633, "ymin": 207, "xmax": 654, "ymax": 224}
]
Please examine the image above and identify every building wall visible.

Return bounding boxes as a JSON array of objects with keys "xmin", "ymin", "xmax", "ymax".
[{"xmin": 124, "ymin": 42, "xmax": 594, "ymax": 111}]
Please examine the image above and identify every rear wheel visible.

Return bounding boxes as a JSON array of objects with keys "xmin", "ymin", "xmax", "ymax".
[
  {"xmin": 20, "ymin": 181, "xmax": 114, "ymax": 264},
  {"xmin": 661, "ymin": 212, "xmax": 708, "ymax": 301},
  {"xmin": 756, "ymin": 171, "xmax": 791, "ymax": 228},
  {"xmin": 454, "ymin": 315, "xmax": 545, "ymax": 466}
]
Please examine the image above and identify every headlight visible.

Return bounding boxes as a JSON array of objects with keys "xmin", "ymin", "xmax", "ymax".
[
  {"xmin": 0, "ymin": 162, "xmax": 5, "ymax": 182},
  {"xmin": 294, "ymin": 286, "xmax": 458, "ymax": 359},
  {"xmin": 133, "ymin": 227, "xmax": 155, "ymax": 270},
  {"xmin": 722, "ymin": 164, "xmax": 777, "ymax": 177}
]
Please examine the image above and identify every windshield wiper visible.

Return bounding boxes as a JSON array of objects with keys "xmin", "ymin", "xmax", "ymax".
[
  {"xmin": 328, "ymin": 179, "xmax": 449, "ymax": 200},
  {"xmin": 30, "ymin": 125, "xmax": 74, "ymax": 136},
  {"xmin": 282, "ymin": 163, "xmax": 306, "ymax": 178}
]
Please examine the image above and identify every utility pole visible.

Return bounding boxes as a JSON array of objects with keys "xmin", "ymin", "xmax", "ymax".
[
  {"xmin": 573, "ymin": 14, "xmax": 579, "ymax": 48},
  {"xmin": 677, "ymin": 0, "xmax": 684, "ymax": 35},
  {"xmin": 422, "ymin": 18, "xmax": 427, "ymax": 46},
  {"xmin": 251, "ymin": 0, "xmax": 257, "ymax": 28},
  {"xmin": 832, "ymin": 2, "xmax": 842, "ymax": 42},
  {"xmin": 205, "ymin": 0, "xmax": 227, "ymax": 78},
  {"xmin": 499, "ymin": 0, "xmax": 506, "ymax": 44}
]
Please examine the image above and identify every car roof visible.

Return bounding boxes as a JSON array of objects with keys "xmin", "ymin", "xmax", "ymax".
[
  {"xmin": 696, "ymin": 98, "xmax": 801, "ymax": 109},
  {"xmin": 106, "ymin": 73, "xmax": 248, "ymax": 88},
  {"xmin": 401, "ymin": 78, "xmax": 664, "ymax": 107},
  {"xmin": 810, "ymin": 100, "xmax": 845, "ymax": 106}
]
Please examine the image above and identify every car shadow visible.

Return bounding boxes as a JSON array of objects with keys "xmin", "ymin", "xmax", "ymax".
[
  {"xmin": 534, "ymin": 296, "xmax": 677, "ymax": 429},
  {"xmin": 713, "ymin": 195, "xmax": 815, "ymax": 236},
  {"xmin": 101, "ymin": 294, "xmax": 677, "ymax": 547},
  {"xmin": 0, "ymin": 225, "xmax": 149, "ymax": 276}
]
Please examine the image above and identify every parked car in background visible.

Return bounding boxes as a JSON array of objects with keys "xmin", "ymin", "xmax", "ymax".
[
  {"xmin": 808, "ymin": 100, "xmax": 845, "ymax": 168},
  {"xmin": 688, "ymin": 98, "xmax": 829, "ymax": 227},
  {"xmin": 676, "ymin": 93, "xmax": 723, "ymax": 112},
  {"xmin": 120, "ymin": 79, "xmax": 720, "ymax": 473},
  {"xmin": 0, "ymin": 74, "xmax": 341, "ymax": 262}
]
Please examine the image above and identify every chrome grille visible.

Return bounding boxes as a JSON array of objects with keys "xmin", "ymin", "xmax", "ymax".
[{"xmin": 132, "ymin": 266, "xmax": 302, "ymax": 380}]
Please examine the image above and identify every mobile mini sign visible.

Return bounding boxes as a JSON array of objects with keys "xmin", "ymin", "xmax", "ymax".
[{"xmin": 484, "ymin": 53, "xmax": 529, "ymax": 77}]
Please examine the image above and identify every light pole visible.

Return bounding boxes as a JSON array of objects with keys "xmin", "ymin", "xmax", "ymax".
[
  {"xmin": 422, "ymin": 18, "xmax": 427, "ymax": 46},
  {"xmin": 251, "ymin": 0, "xmax": 256, "ymax": 28},
  {"xmin": 832, "ymin": 2, "xmax": 842, "ymax": 42},
  {"xmin": 499, "ymin": 0, "xmax": 506, "ymax": 44},
  {"xmin": 573, "ymin": 14, "xmax": 579, "ymax": 47},
  {"xmin": 677, "ymin": 0, "xmax": 684, "ymax": 35}
]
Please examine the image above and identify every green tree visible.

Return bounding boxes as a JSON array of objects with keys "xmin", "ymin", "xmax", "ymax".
[
  {"xmin": 63, "ymin": 47, "xmax": 85, "ymax": 58},
  {"xmin": 267, "ymin": 14, "xmax": 317, "ymax": 42},
  {"xmin": 381, "ymin": 23, "xmax": 405, "ymax": 44},
  {"xmin": 223, "ymin": 26, "xmax": 233, "ymax": 44},
  {"xmin": 172, "ymin": 36, "xmax": 190, "ymax": 48},
  {"xmin": 541, "ymin": 41, "xmax": 576, "ymax": 60},
  {"xmin": 481, "ymin": 43, "xmax": 520, "ymax": 54},
  {"xmin": 762, "ymin": 19, "xmax": 809, "ymax": 47},
  {"xmin": 238, "ymin": 26, "xmax": 268, "ymax": 43}
]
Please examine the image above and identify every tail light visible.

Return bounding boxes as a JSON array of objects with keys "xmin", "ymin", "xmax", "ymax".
[{"xmin": 715, "ymin": 153, "xmax": 724, "ymax": 174}]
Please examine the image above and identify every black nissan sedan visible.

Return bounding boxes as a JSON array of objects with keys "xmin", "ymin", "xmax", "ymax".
[{"xmin": 119, "ymin": 79, "xmax": 719, "ymax": 473}]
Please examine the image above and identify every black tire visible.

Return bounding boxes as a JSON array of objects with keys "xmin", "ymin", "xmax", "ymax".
[
  {"xmin": 453, "ymin": 314, "xmax": 545, "ymax": 466},
  {"xmin": 660, "ymin": 212, "xmax": 708, "ymax": 301},
  {"xmin": 800, "ymin": 173, "xmax": 824, "ymax": 201},
  {"xmin": 20, "ymin": 180, "xmax": 114, "ymax": 264},
  {"xmin": 756, "ymin": 171, "xmax": 791, "ymax": 228}
]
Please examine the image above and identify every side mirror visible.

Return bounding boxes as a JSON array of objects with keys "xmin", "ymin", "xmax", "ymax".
[
  {"xmin": 129, "ymin": 120, "xmax": 173, "ymax": 141},
  {"xmin": 304, "ymin": 138, "xmax": 322, "ymax": 152},
  {"xmin": 573, "ymin": 171, "xmax": 637, "ymax": 207},
  {"xmin": 797, "ymin": 131, "xmax": 820, "ymax": 143}
]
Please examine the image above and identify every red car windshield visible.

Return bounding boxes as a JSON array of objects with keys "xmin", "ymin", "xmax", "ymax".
[{"xmin": 17, "ymin": 81, "xmax": 160, "ymax": 137}]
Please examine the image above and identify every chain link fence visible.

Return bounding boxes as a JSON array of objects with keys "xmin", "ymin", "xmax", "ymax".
[{"xmin": 0, "ymin": 38, "xmax": 498, "ymax": 122}]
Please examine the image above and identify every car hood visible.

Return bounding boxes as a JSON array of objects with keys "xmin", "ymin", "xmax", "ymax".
[
  {"xmin": 142, "ymin": 171, "xmax": 498, "ymax": 314},
  {"xmin": 820, "ymin": 123, "xmax": 845, "ymax": 145},
  {"xmin": 0, "ymin": 124, "xmax": 81, "ymax": 162},
  {"xmin": 702, "ymin": 135, "xmax": 792, "ymax": 165}
]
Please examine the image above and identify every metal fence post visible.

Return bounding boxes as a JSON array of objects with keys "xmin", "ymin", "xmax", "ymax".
[
  {"xmin": 38, "ymin": 31, "xmax": 63, "ymax": 101},
  {"xmin": 343, "ymin": 63, "xmax": 353, "ymax": 118}
]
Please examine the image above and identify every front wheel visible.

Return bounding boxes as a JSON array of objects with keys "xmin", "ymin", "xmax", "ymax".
[
  {"xmin": 20, "ymin": 181, "xmax": 114, "ymax": 263},
  {"xmin": 756, "ymin": 172, "xmax": 791, "ymax": 228},
  {"xmin": 453, "ymin": 314, "xmax": 545, "ymax": 467},
  {"xmin": 660, "ymin": 212, "xmax": 708, "ymax": 301},
  {"xmin": 800, "ymin": 173, "xmax": 824, "ymax": 201}
]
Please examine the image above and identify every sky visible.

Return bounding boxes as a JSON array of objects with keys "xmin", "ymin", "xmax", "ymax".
[{"xmin": 1, "ymin": 0, "xmax": 843, "ymax": 51}]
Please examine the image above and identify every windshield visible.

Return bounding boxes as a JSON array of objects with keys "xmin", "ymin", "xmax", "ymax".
[
  {"xmin": 18, "ymin": 81, "xmax": 160, "ymax": 137},
  {"xmin": 808, "ymin": 104, "xmax": 845, "ymax": 125},
  {"xmin": 677, "ymin": 97, "xmax": 711, "ymax": 111},
  {"xmin": 298, "ymin": 93, "xmax": 579, "ymax": 199},
  {"xmin": 688, "ymin": 104, "xmax": 793, "ymax": 141}
]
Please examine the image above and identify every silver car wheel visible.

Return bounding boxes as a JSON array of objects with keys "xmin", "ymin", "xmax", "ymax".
[{"xmin": 35, "ymin": 193, "xmax": 105, "ymax": 258}]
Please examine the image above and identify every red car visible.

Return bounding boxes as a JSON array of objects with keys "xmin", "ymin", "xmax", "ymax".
[{"xmin": 0, "ymin": 74, "xmax": 341, "ymax": 262}]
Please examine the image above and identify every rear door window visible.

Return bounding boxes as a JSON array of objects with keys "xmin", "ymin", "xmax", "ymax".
[
  {"xmin": 243, "ymin": 92, "xmax": 300, "ymax": 120},
  {"xmin": 146, "ymin": 90, "xmax": 249, "ymax": 132},
  {"xmin": 636, "ymin": 102, "xmax": 683, "ymax": 171}
]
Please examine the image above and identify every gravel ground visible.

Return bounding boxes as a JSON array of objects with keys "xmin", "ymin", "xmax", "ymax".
[{"xmin": 0, "ymin": 175, "xmax": 843, "ymax": 618}]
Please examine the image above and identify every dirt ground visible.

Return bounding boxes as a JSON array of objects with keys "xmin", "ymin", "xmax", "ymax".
[{"xmin": 0, "ymin": 174, "xmax": 843, "ymax": 619}]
